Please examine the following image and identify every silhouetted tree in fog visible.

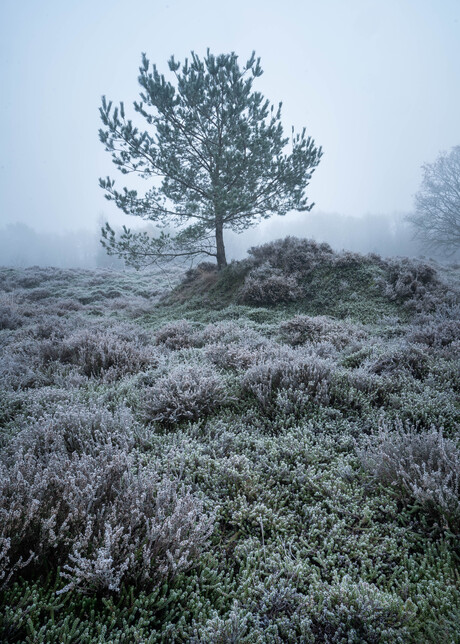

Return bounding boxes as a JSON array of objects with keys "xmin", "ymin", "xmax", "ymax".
[{"xmin": 408, "ymin": 146, "xmax": 460, "ymax": 255}]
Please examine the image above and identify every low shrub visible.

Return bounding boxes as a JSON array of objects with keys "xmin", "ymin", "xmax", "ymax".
[
  {"xmin": 384, "ymin": 258, "xmax": 438, "ymax": 299},
  {"xmin": 198, "ymin": 321, "xmax": 264, "ymax": 347},
  {"xmin": 195, "ymin": 576, "xmax": 415, "ymax": 643},
  {"xmin": 280, "ymin": 314, "xmax": 366, "ymax": 349},
  {"xmin": 8, "ymin": 402, "xmax": 138, "ymax": 455},
  {"xmin": 247, "ymin": 236, "xmax": 335, "ymax": 275},
  {"xmin": 143, "ymin": 364, "xmax": 229, "ymax": 424},
  {"xmin": 202, "ymin": 322, "xmax": 271, "ymax": 370},
  {"xmin": 40, "ymin": 327, "xmax": 157, "ymax": 380},
  {"xmin": 304, "ymin": 575, "xmax": 416, "ymax": 643},
  {"xmin": 387, "ymin": 387, "xmax": 459, "ymax": 432},
  {"xmin": 0, "ymin": 409, "xmax": 214, "ymax": 593},
  {"xmin": 367, "ymin": 343, "xmax": 429, "ymax": 379},
  {"xmin": 154, "ymin": 319, "xmax": 197, "ymax": 350},
  {"xmin": 238, "ymin": 265, "xmax": 302, "ymax": 305},
  {"xmin": 361, "ymin": 422, "xmax": 460, "ymax": 534},
  {"xmin": 0, "ymin": 348, "xmax": 53, "ymax": 391},
  {"xmin": 241, "ymin": 350, "xmax": 331, "ymax": 411},
  {"xmin": 24, "ymin": 287, "xmax": 54, "ymax": 302},
  {"xmin": 0, "ymin": 303, "xmax": 23, "ymax": 331},
  {"xmin": 407, "ymin": 308, "xmax": 460, "ymax": 348},
  {"xmin": 381, "ymin": 257, "xmax": 456, "ymax": 312},
  {"xmin": 205, "ymin": 341, "xmax": 261, "ymax": 371}
]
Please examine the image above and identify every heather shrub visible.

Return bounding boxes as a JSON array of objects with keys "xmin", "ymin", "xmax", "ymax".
[
  {"xmin": 0, "ymin": 410, "xmax": 214, "ymax": 592},
  {"xmin": 51, "ymin": 298, "xmax": 84, "ymax": 314},
  {"xmin": 24, "ymin": 287, "xmax": 54, "ymax": 302},
  {"xmin": 8, "ymin": 402, "xmax": 139, "ymax": 455},
  {"xmin": 195, "ymin": 576, "xmax": 415, "ymax": 643},
  {"xmin": 280, "ymin": 314, "xmax": 366, "ymax": 349},
  {"xmin": 241, "ymin": 350, "xmax": 331, "ymax": 411},
  {"xmin": 387, "ymin": 386, "xmax": 459, "ymax": 431},
  {"xmin": 60, "ymin": 474, "xmax": 214, "ymax": 594},
  {"xmin": 384, "ymin": 258, "xmax": 438, "ymax": 298},
  {"xmin": 202, "ymin": 322, "xmax": 271, "ymax": 370},
  {"xmin": 40, "ymin": 327, "xmax": 157, "ymax": 380},
  {"xmin": 143, "ymin": 364, "xmax": 229, "ymax": 423},
  {"xmin": 410, "ymin": 320, "xmax": 460, "ymax": 350},
  {"xmin": 0, "ymin": 301, "xmax": 23, "ymax": 331},
  {"xmin": 303, "ymin": 575, "xmax": 416, "ymax": 643},
  {"xmin": 381, "ymin": 257, "xmax": 455, "ymax": 312},
  {"xmin": 204, "ymin": 341, "xmax": 261, "ymax": 371},
  {"xmin": 0, "ymin": 347, "xmax": 53, "ymax": 391},
  {"xmin": 2, "ymin": 321, "xmax": 155, "ymax": 391},
  {"xmin": 361, "ymin": 423, "xmax": 460, "ymax": 533},
  {"xmin": 238, "ymin": 264, "xmax": 302, "ymax": 305},
  {"xmin": 367, "ymin": 342, "xmax": 429, "ymax": 379},
  {"xmin": 333, "ymin": 250, "xmax": 374, "ymax": 267},
  {"xmin": 198, "ymin": 320, "xmax": 265, "ymax": 347},
  {"xmin": 30, "ymin": 314, "xmax": 73, "ymax": 340},
  {"xmin": 15, "ymin": 273, "xmax": 44, "ymax": 289},
  {"xmin": 407, "ymin": 307, "xmax": 460, "ymax": 348},
  {"xmin": 327, "ymin": 368, "xmax": 393, "ymax": 414},
  {"xmin": 247, "ymin": 236, "xmax": 335, "ymax": 274},
  {"xmin": 154, "ymin": 318, "xmax": 197, "ymax": 349}
]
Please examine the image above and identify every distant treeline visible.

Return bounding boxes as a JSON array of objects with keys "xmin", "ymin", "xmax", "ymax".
[
  {"xmin": 0, "ymin": 213, "xmax": 454, "ymax": 269},
  {"xmin": 0, "ymin": 223, "xmax": 124, "ymax": 269}
]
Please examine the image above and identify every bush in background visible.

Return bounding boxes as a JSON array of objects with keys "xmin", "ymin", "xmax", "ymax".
[
  {"xmin": 247, "ymin": 237, "xmax": 335, "ymax": 274},
  {"xmin": 154, "ymin": 319, "xmax": 197, "ymax": 350},
  {"xmin": 40, "ymin": 327, "xmax": 157, "ymax": 380}
]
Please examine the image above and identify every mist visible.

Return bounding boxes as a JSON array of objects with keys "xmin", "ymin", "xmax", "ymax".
[
  {"xmin": 0, "ymin": 211, "xmax": 439, "ymax": 269},
  {"xmin": 1, "ymin": 0, "xmax": 460, "ymax": 269}
]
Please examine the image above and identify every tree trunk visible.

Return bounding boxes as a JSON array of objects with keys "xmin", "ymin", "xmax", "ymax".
[{"xmin": 215, "ymin": 220, "xmax": 227, "ymax": 270}]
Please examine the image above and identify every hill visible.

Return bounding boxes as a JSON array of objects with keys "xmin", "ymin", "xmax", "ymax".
[{"xmin": 0, "ymin": 238, "xmax": 459, "ymax": 642}]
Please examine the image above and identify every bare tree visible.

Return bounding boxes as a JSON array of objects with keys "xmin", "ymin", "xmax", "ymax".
[{"xmin": 407, "ymin": 146, "xmax": 460, "ymax": 255}]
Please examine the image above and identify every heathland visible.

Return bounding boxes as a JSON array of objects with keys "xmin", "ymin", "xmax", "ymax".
[{"xmin": 0, "ymin": 237, "xmax": 459, "ymax": 642}]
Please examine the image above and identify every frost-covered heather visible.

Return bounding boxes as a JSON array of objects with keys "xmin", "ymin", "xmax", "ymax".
[
  {"xmin": 238, "ymin": 263, "xmax": 302, "ymax": 305},
  {"xmin": 241, "ymin": 347, "xmax": 332, "ymax": 411},
  {"xmin": 0, "ymin": 249, "xmax": 459, "ymax": 642},
  {"xmin": 0, "ymin": 402, "xmax": 214, "ymax": 593},
  {"xmin": 143, "ymin": 364, "xmax": 230, "ymax": 424},
  {"xmin": 231, "ymin": 237, "xmax": 460, "ymax": 314},
  {"xmin": 279, "ymin": 314, "xmax": 367, "ymax": 349},
  {"xmin": 361, "ymin": 422, "xmax": 460, "ymax": 533}
]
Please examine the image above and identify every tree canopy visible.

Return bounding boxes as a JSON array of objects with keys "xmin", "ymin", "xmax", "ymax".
[
  {"xmin": 99, "ymin": 50, "xmax": 322, "ymax": 269},
  {"xmin": 408, "ymin": 146, "xmax": 460, "ymax": 255}
]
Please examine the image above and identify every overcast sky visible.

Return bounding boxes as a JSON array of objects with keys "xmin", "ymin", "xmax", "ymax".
[{"xmin": 1, "ymin": 0, "xmax": 459, "ymax": 236}]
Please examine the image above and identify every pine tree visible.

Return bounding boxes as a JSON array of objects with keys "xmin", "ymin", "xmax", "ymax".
[{"xmin": 99, "ymin": 50, "xmax": 322, "ymax": 270}]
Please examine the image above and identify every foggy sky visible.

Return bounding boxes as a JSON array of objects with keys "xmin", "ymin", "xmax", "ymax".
[{"xmin": 1, "ymin": 0, "xmax": 460, "ymax": 239}]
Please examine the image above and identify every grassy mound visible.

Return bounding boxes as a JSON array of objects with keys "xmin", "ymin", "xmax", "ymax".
[{"xmin": 167, "ymin": 237, "xmax": 459, "ymax": 323}]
